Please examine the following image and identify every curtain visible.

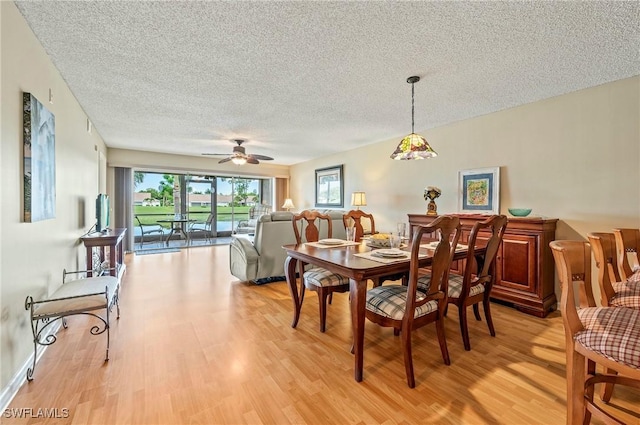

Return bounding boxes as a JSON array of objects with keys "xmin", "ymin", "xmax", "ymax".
[{"xmin": 114, "ymin": 167, "xmax": 134, "ymax": 252}]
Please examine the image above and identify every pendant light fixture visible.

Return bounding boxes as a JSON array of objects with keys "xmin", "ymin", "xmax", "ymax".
[{"xmin": 390, "ymin": 76, "xmax": 437, "ymax": 160}]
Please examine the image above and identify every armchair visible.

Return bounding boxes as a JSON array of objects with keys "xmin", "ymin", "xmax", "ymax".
[
  {"xmin": 235, "ymin": 204, "xmax": 272, "ymax": 234},
  {"xmin": 229, "ymin": 210, "xmax": 347, "ymax": 283}
]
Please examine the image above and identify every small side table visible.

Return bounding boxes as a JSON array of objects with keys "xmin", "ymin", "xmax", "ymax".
[{"xmin": 80, "ymin": 228, "xmax": 126, "ymax": 278}]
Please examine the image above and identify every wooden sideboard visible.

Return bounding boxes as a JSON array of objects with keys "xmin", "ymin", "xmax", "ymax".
[{"xmin": 408, "ymin": 214, "xmax": 558, "ymax": 317}]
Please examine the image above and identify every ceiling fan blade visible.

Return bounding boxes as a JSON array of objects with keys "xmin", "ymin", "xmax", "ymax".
[
  {"xmin": 246, "ymin": 157, "xmax": 260, "ymax": 164},
  {"xmin": 202, "ymin": 153, "xmax": 228, "ymax": 156},
  {"xmin": 218, "ymin": 157, "xmax": 232, "ymax": 164},
  {"xmin": 249, "ymin": 154, "xmax": 274, "ymax": 161}
]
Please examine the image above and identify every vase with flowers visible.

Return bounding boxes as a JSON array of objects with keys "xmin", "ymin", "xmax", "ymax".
[{"xmin": 424, "ymin": 186, "xmax": 441, "ymax": 216}]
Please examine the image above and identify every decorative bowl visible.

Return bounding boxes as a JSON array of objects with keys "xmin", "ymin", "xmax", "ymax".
[{"xmin": 508, "ymin": 208, "xmax": 532, "ymax": 217}]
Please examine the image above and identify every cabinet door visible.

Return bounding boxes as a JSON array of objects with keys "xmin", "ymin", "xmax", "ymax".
[{"xmin": 496, "ymin": 234, "xmax": 537, "ymax": 293}]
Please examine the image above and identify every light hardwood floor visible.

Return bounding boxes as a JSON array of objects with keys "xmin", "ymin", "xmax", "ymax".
[{"xmin": 6, "ymin": 246, "xmax": 639, "ymax": 425}]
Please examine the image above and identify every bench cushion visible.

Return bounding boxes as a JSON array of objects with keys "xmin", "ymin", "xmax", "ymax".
[{"xmin": 33, "ymin": 276, "xmax": 118, "ymax": 316}]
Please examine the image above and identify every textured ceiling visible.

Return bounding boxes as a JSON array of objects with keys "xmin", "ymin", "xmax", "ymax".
[{"xmin": 15, "ymin": 1, "xmax": 640, "ymax": 166}]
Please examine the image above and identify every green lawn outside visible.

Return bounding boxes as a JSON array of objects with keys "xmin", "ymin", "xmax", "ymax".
[{"xmin": 134, "ymin": 206, "xmax": 251, "ymax": 227}]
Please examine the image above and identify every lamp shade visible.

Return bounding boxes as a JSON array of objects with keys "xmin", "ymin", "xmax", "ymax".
[
  {"xmin": 390, "ymin": 133, "xmax": 438, "ymax": 160},
  {"xmin": 351, "ymin": 192, "xmax": 367, "ymax": 209},
  {"xmin": 231, "ymin": 156, "xmax": 247, "ymax": 165},
  {"xmin": 282, "ymin": 198, "xmax": 295, "ymax": 211}
]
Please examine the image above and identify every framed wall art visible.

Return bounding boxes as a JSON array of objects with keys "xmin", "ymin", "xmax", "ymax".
[
  {"xmin": 458, "ymin": 167, "xmax": 500, "ymax": 214},
  {"xmin": 23, "ymin": 92, "xmax": 56, "ymax": 222},
  {"xmin": 315, "ymin": 165, "xmax": 343, "ymax": 207}
]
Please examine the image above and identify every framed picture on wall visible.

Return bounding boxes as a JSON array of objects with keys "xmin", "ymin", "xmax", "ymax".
[
  {"xmin": 458, "ymin": 167, "xmax": 500, "ymax": 214},
  {"xmin": 23, "ymin": 92, "xmax": 56, "ymax": 222},
  {"xmin": 315, "ymin": 165, "xmax": 343, "ymax": 207}
]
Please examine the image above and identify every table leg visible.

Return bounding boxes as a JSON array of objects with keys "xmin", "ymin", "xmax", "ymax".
[
  {"xmin": 86, "ymin": 246, "xmax": 94, "ymax": 277},
  {"xmin": 284, "ymin": 256, "xmax": 302, "ymax": 328},
  {"xmin": 350, "ymin": 277, "xmax": 367, "ymax": 382},
  {"xmin": 109, "ymin": 243, "xmax": 117, "ymax": 276},
  {"xmin": 165, "ymin": 228, "xmax": 176, "ymax": 246}
]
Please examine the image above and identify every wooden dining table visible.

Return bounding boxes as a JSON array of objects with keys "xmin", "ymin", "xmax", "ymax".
[{"xmin": 282, "ymin": 240, "xmax": 481, "ymax": 382}]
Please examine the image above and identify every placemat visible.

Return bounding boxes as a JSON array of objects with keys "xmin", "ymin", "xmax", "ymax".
[
  {"xmin": 305, "ymin": 240, "xmax": 361, "ymax": 249},
  {"xmin": 420, "ymin": 243, "xmax": 469, "ymax": 252},
  {"xmin": 353, "ymin": 250, "xmax": 428, "ymax": 264}
]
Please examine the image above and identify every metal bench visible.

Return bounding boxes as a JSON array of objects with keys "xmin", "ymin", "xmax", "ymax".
[{"xmin": 24, "ymin": 269, "xmax": 120, "ymax": 381}]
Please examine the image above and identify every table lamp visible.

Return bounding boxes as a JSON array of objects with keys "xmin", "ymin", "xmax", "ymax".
[
  {"xmin": 351, "ymin": 192, "xmax": 366, "ymax": 210},
  {"xmin": 282, "ymin": 198, "xmax": 295, "ymax": 212}
]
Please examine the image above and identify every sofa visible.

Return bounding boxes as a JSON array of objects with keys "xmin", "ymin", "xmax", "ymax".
[{"xmin": 229, "ymin": 210, "xmax": 347, "ymax": 283}]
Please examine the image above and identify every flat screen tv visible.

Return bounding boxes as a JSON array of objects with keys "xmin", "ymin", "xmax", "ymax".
[{"xmin": 96, "ymin": 193, "xmax": 110, "ymax": 232}]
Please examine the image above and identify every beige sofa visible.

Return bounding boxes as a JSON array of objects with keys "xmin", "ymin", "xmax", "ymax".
[{"xmin": 229, "ymin": 210, "xmax": 347, "ymax": 283}]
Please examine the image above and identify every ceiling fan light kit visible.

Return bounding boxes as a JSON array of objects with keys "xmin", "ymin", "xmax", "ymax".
[{"xmin": 202, "ymin": 139, "xmax": 274, "ymax": 165}]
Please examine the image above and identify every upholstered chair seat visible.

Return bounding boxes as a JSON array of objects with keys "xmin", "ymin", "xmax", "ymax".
[
  {"xmin": 576, "ymin": 306, "xmax": 640, "ymax": 369},
  {"xmin": 303, "ymin": 268, "xmax": 349, "ymax": 289},
  {"xmin": 417, "ymin": 273, "xmax": 485, "ymax": 299},
  {"xmin": 609, "ymin": 275, "xmax": 640, "ymax": 309},
  {"xmin": 366, "ymin": 285, "xmax": 437, "ymax": 320}
]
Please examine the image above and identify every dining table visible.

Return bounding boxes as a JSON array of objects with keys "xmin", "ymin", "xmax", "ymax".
[{"xmin": 282, "ymin": 238, "xmax": 483, "ymax": 383}]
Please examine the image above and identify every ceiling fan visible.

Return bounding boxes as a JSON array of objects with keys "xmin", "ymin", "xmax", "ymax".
[{"xmin": 202, "ymin": 139, "xmax": 274, "ymax": 165}]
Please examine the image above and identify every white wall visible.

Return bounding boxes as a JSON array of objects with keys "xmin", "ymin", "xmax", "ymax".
[
  {"xmin": 290, "ymin": 76, "xmax": 640, "ymax": 298},
  {"xmin": 0, "ymin": 2, "xmax": 108, "ymax": 394}
]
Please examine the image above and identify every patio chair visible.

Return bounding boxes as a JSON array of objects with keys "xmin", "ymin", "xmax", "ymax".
[
  {"xmin": 134, "ymin": 215, "xmax": 164, "ymax": 249},
  {"xmin": 189, "ymin": 213, "xmax": 214, "ymax": 243}
]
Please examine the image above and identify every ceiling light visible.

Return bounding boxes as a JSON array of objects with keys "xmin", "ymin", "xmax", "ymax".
[
  {"xmin": 231, "ymin": 156, "xmax": 247, "ymax": 165},
  {"xmin": 390, "ymin": 76, "xmax": 437, "ymax": 160}
]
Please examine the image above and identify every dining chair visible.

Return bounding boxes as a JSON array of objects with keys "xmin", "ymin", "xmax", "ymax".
[
  {"xmin": 418, "ymin": 215, "xmax": 508, "ymax": 351},
  {"xmin": 134, "ymin": 215, "xmax": 164, "ymax": 249},
  {"xmin": 588, "ymin": 232, "xmax": 640, "ymax": 402},
  {"xmin": 292, "ymin": 210, "xmax": 350, "ymax": 333},
  {"xmin": 588, "ymin": 232, "xmax": 640, "ymax": 309},
  {"xmin": 342, "ymin": 210, "xmax": 375, "ymax": 242},
  {"xmin": 613, "ymin": 228, "xmax": 640, "ymax": 280},
  {"xmin": 550, "ymin": 240, "xmax": 640, "ymax": 425},
  {"xmin": 365, "ymin": 215, "xmax": 461, "ymax": 388}
]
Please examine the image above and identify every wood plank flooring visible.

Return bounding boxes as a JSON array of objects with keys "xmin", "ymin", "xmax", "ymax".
[{"xmin": 5, "ymin": 246, "xmax": 639, "ymax": 424}]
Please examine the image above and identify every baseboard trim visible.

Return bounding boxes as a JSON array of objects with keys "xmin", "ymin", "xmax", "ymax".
[{"xmin": 0, "ymin": 322, "xmax": 61, "ymax": 412}]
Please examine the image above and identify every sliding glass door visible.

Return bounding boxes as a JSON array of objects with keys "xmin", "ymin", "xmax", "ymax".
[{"xmin": 132, "ymin": 171, "xmax": 269, "ymax": 247}]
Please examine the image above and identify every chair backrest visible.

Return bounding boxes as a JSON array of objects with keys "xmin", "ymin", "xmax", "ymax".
[
  {"xmin": 463, "ymin": 215, "xmax": 508, "ymax": 292},
  {"xmin": 587, "ymin": 232, "xmax": 621, "ymax": 306},
  {"xmin": 613, "ymin": 228, "xmax": 640, "ymax": 279},
  {"xmin": 292, "ymin": 210, "xmax": 332, "ymax": 244},
  {"xmin": 405, "ymin": 216, "xmax": 461, "ymax": 325},
  {"xmin": 549, "ymin": 240, "xmax": 597, "ymax": 343},
  {"xmin": 250, "ymin": 204, "xmax": 271, "ymax": 219},
  {"xmin": 342, "ymin": 210, "xmax": 375, "ymax": 242}
]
